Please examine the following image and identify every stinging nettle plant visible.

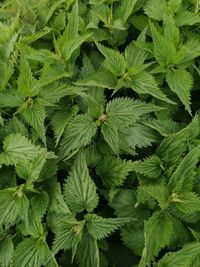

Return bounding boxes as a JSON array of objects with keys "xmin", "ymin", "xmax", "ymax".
[{"xmin": 1, "ymin": 0, "xmax": 200, "ymax": 266}]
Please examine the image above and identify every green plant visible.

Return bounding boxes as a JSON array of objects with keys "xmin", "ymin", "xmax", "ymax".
[{"xmin": 1, "ymin": 0, "xmax": 200, "ymax": 266}]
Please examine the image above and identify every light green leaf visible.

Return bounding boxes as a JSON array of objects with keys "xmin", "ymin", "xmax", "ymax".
[
  {"xmin": 16, "ymin": 152, "xmax": 48, "ymax": 183},
  {"xmin": 50, "ymin": 214, "xmax": 84, "ymax": 255},
  {"xmin": 129, "ymin": 71, "xmax": 174, "ymax": 104},
  {"xmin": 175, "ymin": 11, "xmax": 200, "ymax": 26},
  {"xmin": 132, "ymin": 155, "xmax": 163, "ymax": 179},
  {"xmin": 172, "ymin": 191, "xmax": 200, "ymax": 214},
  {"xmin": 17, "ymin": 55, "xmax": 33, "ymax": 97},
  {"xmin": 21, "ymin": 100, "xmax": 46, "ymax": 143},
  {"xmin": 59, "ymin": 114, "xmax": 97, "ymax": 159},
  {"xmin": 101, "ymin": 121, "xmax": 119, "ymax": 154},
  {"xmin": 64, "ymin": 153, "xmax": 99, "ymax": 213},
  {"xmin": 166, "ymin": 69, "xmax": 193, "ymax": 113},
  {"xmin": 95, "ymin": 41, "xmax": 126, "ymax": 76},
  {"xmin": 114, "ymin": 0, "xmax": 137, "ymax": 25},
  {"xmin": 169, "ymin": 145, "xmax": 200, "ymax": 192},
  {"xmin": 51, "ymin": 105, "xmax": 79, "ymax": 147},
  {"xmin": 157, "ymin": 242, "xmax": 200, "ymax": 267},
  {"xmin": 149, "ymin": 21, "xmax": 176, "ymax": 65},
  {"xmin": 0, "ymin": 187, "xmax": 29, "ymax": 226},
  {"xmin": 139, "ymin": 211, "xmax": 173, "ymax": 267},
  {"xmin": 13, "ymin": 238, "xmax": 57, "ymax": 267},
  {"xmin": 85, "ymin": 213, "xmax": 129, "ymax": 240},
  {"xmin": 96, "ymin": 155, "xmax": 133, "ymax": 188},
  {"xmin": 0, "ymin": 238, "xmax": 14, "ymax": 267},
  {"xmin": 106, "ymin": 97, "xmax": 163, "ymax": 127},
  {"xmin": 118, "ymin": 123, "xmax": 159, "ymax": 153},
  {"xmin": 76, "ymin": 231, "xmax": 100, "ymax": 267},
  {"xmin": 0, "ymin": 133, "xmax": 41, "ymax": 166},
  {"xmin": 144, "ymin": 0, "xmax": 168, "ymax": 21},
  {"xmin": 0, "ymin": 92, "xmax": 23, "ymax": 108}
]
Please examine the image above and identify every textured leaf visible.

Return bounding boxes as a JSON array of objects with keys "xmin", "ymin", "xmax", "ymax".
[
  {"xmin": 144, "ymin": 0, "xmax": 168, "ymax": 21},
  {"xmin": 76, "ymin": 231, "xmax": 100, "ymax": 267},
  {"xmin": 132, "ymin": 155, "xmax": 163, "ymax": 179},
  {"xmin": 51, "ymin": 105, "xmax": 79, "ymax": 146},
  {"xmin": 21, "ymin": 100, "xmax": 46, "ymax": 143},
  {"xmin": 169, "ymin": 145, "xmax": 200, "ymax": 192},
  {"xmin": 129, "ymin": 71, "xmax": 174, "ymax": 104},
  {"xmin": 64, "ymin": 153, "xmax": 99, "ymax": 213},
  {"xmin": 0, "ymin": 93, "xmax": 23, "ymax": 108},
  {"xmin": 50, "ymin": 214, "xmax": 84, "ymax": 255},
  {"xmin": 95, "ymin": 42, "xmax": 126, "ymax": 76},
  {"xmin": 166, "ymin": 69, "xmax": 193, "ymax": 113},
  {"xmin": 106, "ymin": 97, "xmax": 163, "ymax": 127},
  {"xmin": 172, "ymin": 191, "xmax": 200, "ymax": 214},
  {"xmin": 114, "ymin": 0, "xmax": 137, "ymax": 25},
  {"xmin": 157, "ymin": 242, "xmax": 200, "ymax": 267},
  {"xmin": 13, "ymin": 238, "xmax": 57, "ymax": 267},
  {"xmin": 0, "ymin": 133, "xmax": 41, "ymax": 166},
  {"xmin": 96, "ymin": 155, "xmax": 133, "ymax": 188},
  {"xmin": 85, "ymin": 214, "xmax": 129, "ymax": 240},
  {"xmin": 101, "ymin": 121, "xmax": 119, "ymax": 154},
  {"xmin": 149, "ymin": 22, "xmax": 176, "ymax": 65},
  {"xmin": 17, "ymin": 55, "xmax": 33, "ymax": 97},
  {"xmin": 0, "ymin": 238, "xmax": 14, "ymax": 267},
  {"xmin": 16, "ymin": 152, "xmax": 48, "ymax": 182},
  {"xmin": 59, "ymin": 114, "xmax": 97, "ymax": 159},
  {"xmin": 0, "ymin": 187, "xmax": 29, "ymax": 226},
  {"xmin": 139, "ymin": 211, "xmax": 173, "ymax": 267}
]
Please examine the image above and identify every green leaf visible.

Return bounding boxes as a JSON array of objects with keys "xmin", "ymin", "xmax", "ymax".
[
  {"xmin": 30, "ymin": 191, "xmax": 49, "ymax": 221},
  {"xmin": 128, "ymin": 71, "xmax": 174, "ymax": 104},
  {"xmin": 0, "ymin": 238, "xmax": 14, "ymax": 267},
  {"xmin": 118, "ymin": 123, "xmax": 159, "ymax": 153},
  {"xmin": 61, "ymin": 0, "xmax": 79, "ymax": 40},
  {"xmin": 125, "ymin": 38, "xmax": 148, "ymax": 67},
  {"xmin": 157, "ymin": 242, "xmax": 200, "ymax": 267},
  {"xmin": 166, "ymin": 69, "xmax": 193, "ymax": 113},
  {"xmin": 17, "ymin": 55, "xmax": 33, "ymax": 97},
  {"xmin": 51, "ymin": 105, "xmax": 79, "ymax": 147},
  {"xmin": 106, "ymin": 97, "xmax": 163, "ymax": 127},
  {"xmin": 172, "ymin": 191, "xmax": 200, "ymax": 214},
  {"xmin": 168, "ymin": 145, "xmax": 200, "ymax": 192},
  {"xmin": 64, "ymin": 153, "xmax": 99, "ymax": 213},
  {"xmin": 101, "ymin": 121, "xmax": 119, "ymax": 154},
  {"xmin": 156, "ymin": 115, "xmax": 199, "ymax": 165},
  {"xmin": 44, "ymin": 0, "xmax": 67, "ymax": 25},
  {"xmin": 95, "ymin": 42, "xmax": 126, "ymax": 76},
  {"xmin": 149, "ymin": 21, "xmax": 176, "ymax": 65},
  {"xmin": 139, "ymin": 182, "xmax": 170, "ymax": 209},
  {"xmin": 132, "ymin": 155, "xmax": 163, "ymax": 179},
  {"xmin": 144, "ymin": 0, "xmax": 168, "ymax": 21},
  {"xmin": 21, "ymin": 100, "xmax": 46, "ymax": 143},
  {"xmin": 16, "ymin": 152, "xmax": 48, "ymax": 183},
  {"xmin": 139, "ymin": 211, "xmax": 173, "ymax": 267},
  {"xmin": 0, "ymin": 92, "xmax": 23, "ymax": 108},
  {"xmin": 114, "ymin": 0, "xmax": 137, "ymax": 25},
  {"xmin": 13, "ymin": 238, "xmax": 57, "ymax": 267},
  {"xmin": 48, "ymin": 182, "xmax": 70, "ymax": 214},
  {"xmin": 56, "ymin": 33, "xmax": 90, "ymax": 61},
  {"xmin": 96, "ymin": 155, "xmax": 133, "ymax": 188},
  {"xmin": 85, "ymin": 214, "xmax": 129, "ymax": 240},
  {"xmin": 0, "ymin": 133, "xmax": 41, "ymax": 166},
  {"xmin": 50, "ymin": 214, "xmax": 84, "ymax": 255},
  {"xmin": 59, "ymin": 114, "xmax": 97, "ymax": 159},
  {"xmin": 175, "ymin": 11, "xmax": 200, "ymax": 26},
  {"xmin": 76, "ymin": 231, "xmax": 100, "ymax": 267},
  {"xmin": 0, "ymin": 187, "xmax": 29, "ymax": 226}
]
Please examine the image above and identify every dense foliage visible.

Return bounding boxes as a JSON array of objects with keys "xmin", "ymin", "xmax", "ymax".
[{"xmin": 1, "ymin": 0, "xmax": 200, "ymax": 266}]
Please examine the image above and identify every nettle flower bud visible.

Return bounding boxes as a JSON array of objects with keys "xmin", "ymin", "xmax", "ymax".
[{"xmin": 98, "ymin": 114, "xmax": 108, "ymax": 123}]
